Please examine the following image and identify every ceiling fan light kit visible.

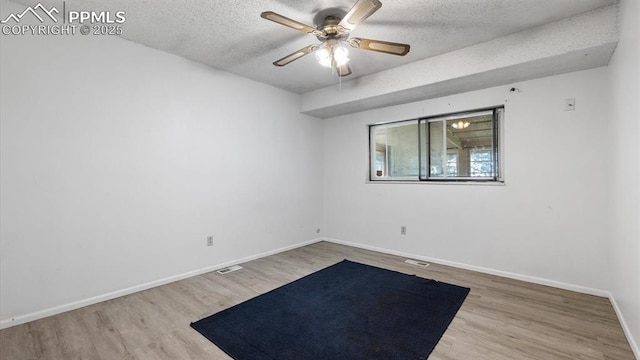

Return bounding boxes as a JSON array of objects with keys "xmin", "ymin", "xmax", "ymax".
[
  {"xmin": 260, "ymin": 0, "xmax": 410, "ymax": 77},
  {"xmin": 316, "ymin": 40, "xmax": 350, "ymax": 68}
]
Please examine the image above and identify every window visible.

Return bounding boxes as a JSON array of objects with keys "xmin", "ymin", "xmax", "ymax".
[
  {"xmin": 370, "ymin": 120, "xmax": 419, "ymax": 180},
  {"xmin": 470, "ymin": 149, "xmax": 494, "ymax": 177},
  {"xmin": 446, "ymin": 151, "xmax": 459, "ymax": 177},
  {"xmin": 369, "ymin": 107, "xmax": 503, "ymax": 182}
]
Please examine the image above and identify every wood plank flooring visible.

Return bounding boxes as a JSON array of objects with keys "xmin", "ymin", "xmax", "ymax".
[{"xmin": 0, "ymin": 241, "xmax": 635, "ymax": 359}]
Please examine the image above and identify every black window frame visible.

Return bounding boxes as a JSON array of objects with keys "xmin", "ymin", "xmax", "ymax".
[{"xmin": 368, "ymin": 106, "xmax": 504, "ymax": 183}]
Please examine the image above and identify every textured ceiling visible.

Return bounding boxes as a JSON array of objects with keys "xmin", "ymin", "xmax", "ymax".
[{"xmin": 12, "ymin": 0, "xmax": 618, "ymax": 94}]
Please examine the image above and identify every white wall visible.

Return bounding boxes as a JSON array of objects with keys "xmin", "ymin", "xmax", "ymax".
[
  {"xmin": 608, "ymin": 0, "xmax": 639, "ymax": 353},
  {"xmin": 0, "ymin": 0, "xmax": 636, "ymax": 353},
  {"xmin": 323, "ymin": 68, "xmax": 612, "ymax": 292},
  {"xmin": 0, "ymin": 1, "xmax": 322, "ymax": 326}
]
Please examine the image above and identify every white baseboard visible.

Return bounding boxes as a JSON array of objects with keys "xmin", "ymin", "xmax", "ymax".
[
  {"xmin": 609, "ymin": 294, "xmax": 640, "ymax": 359},
  {"xmin": 0, "ymin": 238, "xmax": 323, "ymax": 330},
  {"xmin": 324, "ymin": 237, "xmax": 609, "ymax": 296},
  {"xmin": 324, "ymin": 237, "xmax": 639, "ymax": 358}
]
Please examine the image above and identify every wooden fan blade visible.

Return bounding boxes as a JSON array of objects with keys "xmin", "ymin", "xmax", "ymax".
[
  {"xmin": 338, "ymin": 0, "xmax": 382, "ymax": 32},
  {"xmin": 273, "ymin": 44, "xmax": 318, "ymax": 66},
  {"xmin": 261, "ymin": 11, "xmax": 321, "ymax": 36},
  {"xmin": 349, "ymin": 37, "xmax": 410, "ymax": 56},
  {"xmin": 337, "ymin": 63, "xmax": 352, "ymax": 77}
]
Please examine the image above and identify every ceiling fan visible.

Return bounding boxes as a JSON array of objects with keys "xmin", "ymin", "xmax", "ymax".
[{"xmin": 260, "ymin": 0, "xmax": 410, "ymax": 77}]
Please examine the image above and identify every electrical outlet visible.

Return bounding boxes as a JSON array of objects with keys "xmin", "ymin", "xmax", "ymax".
[
  {"xmin": 401, "ymin": 226, "xmax": 406, "ymax": 235},
  {"xmin": 207, "ymin": 236, "xmax": 213, "ymax": 246}
]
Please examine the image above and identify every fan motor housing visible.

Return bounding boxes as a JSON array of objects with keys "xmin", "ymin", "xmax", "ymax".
[{"xmin": 316, "ymin": 16, "xmax": 349, "ymax": 41}]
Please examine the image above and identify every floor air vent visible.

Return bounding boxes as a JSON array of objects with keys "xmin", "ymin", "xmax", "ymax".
[
  {"xmin": 405, "ymin": 259, "xmax": 430, "ymax": 267},
  {"xmin": 217, "ymin": 265, "xmax": 243, "ymax": 274}
]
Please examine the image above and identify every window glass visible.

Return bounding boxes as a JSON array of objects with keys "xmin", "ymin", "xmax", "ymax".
[
  {"xmin": 370, "ymin": 121, "xmax": 419, "ymax": 179},
  {"xmin": 428, "ymin": 111, "xmax": 496, "ymax": 179},
  {"xmin": 369, "ymin": 107, "xmax": 502, "ymax": 182}
]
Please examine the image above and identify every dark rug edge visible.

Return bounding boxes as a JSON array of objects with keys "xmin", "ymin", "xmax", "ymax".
[
  {"xmin": 190, "ymin": 259, "xmax": 471, "ymax": 359},
  {"xmin": 189, "ymin": 260, "xmax": 355, "ymax": 360},
  {"xmin": 423, "ymin": 284, "xmax": 470, "ymax": 358}
]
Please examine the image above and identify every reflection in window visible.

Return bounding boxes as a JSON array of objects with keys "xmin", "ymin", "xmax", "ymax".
[
  {"xmin": 370, "ymin": 121, "xmax": 419, "ymax": 179},
  {"xmin": 368, "ymin": 107, "xmax": 502, "ymax": 182},
  {"xmin": 470, "ymin": 149, "xmax": 494, "ymax": 177},
  {"xmin": 426, "ymin": 109, "xmax": 499, "ymax": 180},
  {"xmin": 446, "ymin": 151, "xmax": 459, "ymax": 177}
]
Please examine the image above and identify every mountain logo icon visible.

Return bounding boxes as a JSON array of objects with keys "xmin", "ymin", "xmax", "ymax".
[{"xmin": 1, "ymin": 3, "xmax": 59, "ymax": 24}]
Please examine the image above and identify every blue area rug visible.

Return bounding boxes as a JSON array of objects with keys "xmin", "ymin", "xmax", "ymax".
[{"xmin": 191, "ymin": 260, "xmax": 469, "ymax": 360}]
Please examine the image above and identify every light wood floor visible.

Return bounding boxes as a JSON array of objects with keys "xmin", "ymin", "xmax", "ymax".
[{"xmin": 0, "ymin": 241, "xmax": 635, "ymax": 360}]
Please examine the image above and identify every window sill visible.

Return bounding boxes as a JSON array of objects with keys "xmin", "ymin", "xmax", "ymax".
[{"xmin": 366, "ymin": 180, "xmax": 506, "ymax": 186}]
